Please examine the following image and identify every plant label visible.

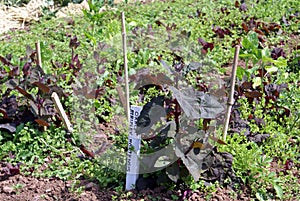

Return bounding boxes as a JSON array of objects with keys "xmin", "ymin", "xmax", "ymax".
[{"xmin": 125, "ymin": 105, "xmax": 142, "ymax": 190}]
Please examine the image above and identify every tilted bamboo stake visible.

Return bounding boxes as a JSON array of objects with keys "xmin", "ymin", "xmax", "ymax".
[
  {"xmin": 121, "ymin": 12, "xmax": 130, "ymax": 123},
  {"xmin": 51, "ymin": 92, "xmax": 73, "ymax": 133},
  {"xmin": 51, "ymin": 92, "xmax": 87, "ymax": 156},
  {"xmin": 223, "ymin": 45, "xmax": 240, "ymax": 141}
]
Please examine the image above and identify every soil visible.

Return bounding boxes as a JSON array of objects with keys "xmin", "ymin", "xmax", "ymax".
[{"xmin": 0, "ymin": 171, "xmax": 249, "ymax": 201}]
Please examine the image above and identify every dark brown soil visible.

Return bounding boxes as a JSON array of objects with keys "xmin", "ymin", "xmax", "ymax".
[{"xmin": 0, "ymin": 170, "xmax": 251, "ymax": 201}]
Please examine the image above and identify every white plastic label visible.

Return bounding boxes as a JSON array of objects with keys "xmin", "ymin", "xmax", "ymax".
[{"xmin": 125, "ymin": 105, "xmax": 142, "ymax": 190}]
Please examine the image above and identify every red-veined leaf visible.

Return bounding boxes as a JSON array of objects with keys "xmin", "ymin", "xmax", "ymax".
[
  {"xmin": 235, "ymin": 1, "xmax": 239, "ymax": 8},
  {"xmin": 209, "ymin": 136, "xmax": 227, "ymax": 145},
  {"xmin": 254, "ymin": 28, "xmax": 264, "ymax": 35},
  {"xmin": 245, "ymin": 91, "xmax": 262, "ymax": 98},
  {"xmin": 33, "ymin": 82, "xmax": 50, "ymax": 93},
  {"xmin": 242, "ymin": 22, "xmax": 249, "ymax": 32},
  {"xmin": 80, "ymin": 144, "xmax": 95, "ymax": 158},
  {"xmin": 15, "ymin": 86, "xmax": 34, "ymax": 100},
  {"xmin": 35, "ymin": 119, "xmax": 50, "ymax": 127},
  {"xmin": 241, "ymin": 81, "xmax": 253, "ymax": 90}
]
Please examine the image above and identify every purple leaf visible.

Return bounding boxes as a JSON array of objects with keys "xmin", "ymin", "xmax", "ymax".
[
  {"xmin": 240, "ymin": 3, "xmax": 247, "ymax": 11},
  {"xmin": 22, "ymin": 62, "xmax": 31, "ymax": 76},
  {"xmin": 248, "ymin": 134, "xmax": 270, "ymax": 143},
  {"xmin": 6, "ymin": 163, "xmax": 21, "ymax": 176},
  {"xmin": 26, "ymin": 45, "xmax": 34, "ymax": 57},
  {"xmin": 69, "ymin": 36, "xmax": 80, "ymax": 49},
  {"xmin": 271, "ymin": 47, "xmax": 286, "ymax": 60},
  {"xmin": 169, "ymin": 86, "xmax": 224, "ymax": 119},
  {"xmin": 0, "ymin": 55, "xmax": 12, "ymax": 66},
  {"xmin": 0, "ymin": 95, "xmax": 18, "ymax": 117},
  {"xmin": 198, "ymin": 38, "xmax": 214, "ymax": 54},
  {"xmin": 9, "ymin": 66, "xmax": 19, "ymax": 77},
  {"xmin": 129, "ymin": 68, "xmax": 172, "ymax": 90}
]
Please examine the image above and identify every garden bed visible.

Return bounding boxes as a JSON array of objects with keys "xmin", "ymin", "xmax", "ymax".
[{"xmin": 0, "ymin": 0, "xmax": 299, "ymax": 200}]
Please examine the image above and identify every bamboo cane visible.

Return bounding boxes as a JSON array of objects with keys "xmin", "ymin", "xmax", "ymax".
[
  {"xmin": 35, "ymin": 41, "xmax": 47, "ymax": 130},
  {"xmin": 121, "ymin": 12, "xmax": 130, "ymax": 123},
  {"xmin": 35, "ymin": 41, "xmax": 42, "ymax": 68},
  {"xmin": 51, "ymin": 92, "xmax": 73, "ymax": 133},
  {"xmin": 223, "ymin": 45, "xmax": 240, "ymax": 141}
]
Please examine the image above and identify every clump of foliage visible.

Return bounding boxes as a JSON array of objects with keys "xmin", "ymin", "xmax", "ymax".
[
  {"xmin": 219, "ymin": 31, "xmax": 300, "ymax": 200},
  {"xmin": 130, "ymin": 51, "xmax": 239, "ymax": 190}
]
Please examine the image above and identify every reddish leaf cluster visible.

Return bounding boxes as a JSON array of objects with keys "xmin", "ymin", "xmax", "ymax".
[
  {"xmin": 235, "ymin": 1, "xmax": 247, "ymax": 12},
  {"xmin": 241, "ymin": 17, "xmax": 282, "ymax": 43},
  {"xmin": 198, "ymin": 38, "xmax": 214, "ymax": 54},
  {"xmin": 230, "ymin": 76, "xmax": 290, "ymax": 142},
  {"xmin": 0, "ymin": 37, "xmax": 85, "ymax": 132},
  {"xmin": 2, "ymin": 163, "xmax": 21, "ymax": 176},
  {"xmin": 212, "ymin": 26, "xmax": 231, "ymax": 38},
  {"xmin": 271, "ymin": 47, "xmax": 286, "ymax": 60}
]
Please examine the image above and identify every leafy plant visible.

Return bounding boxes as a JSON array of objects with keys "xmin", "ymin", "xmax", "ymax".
[
  {"xmin": 218, "ymin": 133, "xmax": 283, "ymax": 200},
  {"xmin": 129, "ymin": 50, "xmax": 237, "ymax": 189}
]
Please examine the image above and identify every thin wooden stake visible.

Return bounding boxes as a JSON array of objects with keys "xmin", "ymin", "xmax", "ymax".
[
  {"xmin": 35, "ymin": 41, "xmax": 42, "ymax": 68},
  {"xmin": 223, "ymin": 45, "xmax": 240, "ymax": 141},
  {"xmin": 51, "ymin": 92, "xmax": 85, "ymax": 156},
  {"xmin": 35, "ymin": 41, "xmax": 46, "ymax": 131},
  {"xmin": 121, "ymin": 12, "xmax": 130, "ymax": 123},
  {"xmin": 51, "ymin": 92, "xmax": 73, "ymax": 133}
]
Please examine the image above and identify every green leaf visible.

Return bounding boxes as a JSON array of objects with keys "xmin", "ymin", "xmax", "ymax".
[
  {"xmin": 239, "ymin": 53, "xmax": 255, "ymax": 59},
  {"xmin": 268, "ymin": 172, "xmax": 276, "ymax": 178},
  {"xmin": 254, "ymin": 49, "xmax": 262, "ymax": 60},
  {"xmin": 236, "ymin": 66, "xmax": 249, "ymax": 80},
  {"xmin": 274, "ymin": 183, "xmax": 283, "ymax": 199},
  {"xmin": 272, "ymin": 57, "xmax": 287, "ymax": 68},
  {"xmin": 265, "ymin": 65, "xmax": 278, "ymax": 73},
  {"xmin": 84, "ymin": 32, "xmax": 97, "ymax": 46},
  {"xmin": 247, "ymin": 31, "xmax": 259, "ymax": 49},
  {"xmin": 262, "ymin": 55, "xmax": 274, "ymax": 63},
  {"xmin": 242, "ymin": 37, "xmax": 252, "ymax": 50},
  {"xmin": 128, "ymin": 21, "xmax": 137, "ymax": 27},
  {"xmin": 256, "ymin": 191, "xmax": 266, "ymax": 201},
  {"xmin": 3, "ymin": 65, "xmax": 11, "ymax": 72},
  {"xmin": 252, "ymin": 77, "xmax": 262, "ymax": 88},
  {"xmin": 261, "ymin": 48, "xmax": 270, "ymax": 58},
  {"xmin": 263, "ymin": 156, "xmax": 273, "ymax": 164}
]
